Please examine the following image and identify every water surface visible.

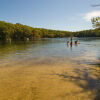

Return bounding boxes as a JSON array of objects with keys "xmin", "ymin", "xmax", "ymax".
[
  {"xmin": 0, "ymin": 37, "xmax": 100, "ymax": 65},
  {"xmin": 0, "ymin": 38, "xmax": 100, "ymax": 100}
]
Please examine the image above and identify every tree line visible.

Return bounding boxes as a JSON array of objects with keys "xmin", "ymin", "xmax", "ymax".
[
  {"xmin": 0, "ymin": 21, "xmax": 73, "ymax": 41},
  {"xmin": 73, "ymin": 28, "xmax": 100, "ymax": 37},
  {"xmin": 74, "ymin": 17, "xmax": 100, "ymax": 37},
  {"xmin": 0, "ymin": 17, "xmax": 100, "ymax": 41}
]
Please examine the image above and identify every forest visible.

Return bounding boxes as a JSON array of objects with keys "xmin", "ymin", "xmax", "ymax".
[
  {"xmin": 0, "ymin": 17, "xmax": 100, "ymax": 41},
  {"xmin": 0, "ymin": 21, "xmax": 72, "ymax": 41},
  {"xmin": 74, "ymin": 28, "xmax": 100, "ymax": 37}
]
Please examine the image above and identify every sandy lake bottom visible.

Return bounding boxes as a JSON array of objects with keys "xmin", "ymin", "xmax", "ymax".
[
  {"xmin": 0, "ymin": 59, "xmax": 100, "ymax": 100},
  {"xmin": 0, "ymin": 38, "xmax": 100, "ymax": 100}
]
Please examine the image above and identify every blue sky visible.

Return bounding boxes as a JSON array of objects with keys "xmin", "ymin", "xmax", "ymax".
[{"xmin": 0, "ymin": 0, "xmax": 100, "ymax": 31}]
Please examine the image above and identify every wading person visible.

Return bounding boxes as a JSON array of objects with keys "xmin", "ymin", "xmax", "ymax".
[{"xmin": 75, "ymin": 40, "xmax": 78, "ymax": 45}]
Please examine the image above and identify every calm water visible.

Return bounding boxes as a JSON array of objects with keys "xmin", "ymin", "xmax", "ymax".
[
  {"xmin": 0, "ymin": 37, "xmax": 100, "ymax": 100},
  {"xmin": 0, "ymin": 37, "xmax": 100, "ymax": 66}
]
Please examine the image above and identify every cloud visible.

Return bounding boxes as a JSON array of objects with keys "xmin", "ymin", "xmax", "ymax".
[{"xmin": 83, "ymin": 10, "xmax": 100, "ymax": 21}]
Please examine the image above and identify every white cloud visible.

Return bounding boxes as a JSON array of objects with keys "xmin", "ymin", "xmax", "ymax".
[{"xmin": 83, "ymin": 10, "xmax": 100, "ymax": 21}]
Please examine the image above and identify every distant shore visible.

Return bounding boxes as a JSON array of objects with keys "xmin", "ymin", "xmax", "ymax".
[{"xmin": 0, "ymin": 21, "xmax": 100, "ymax": 41}]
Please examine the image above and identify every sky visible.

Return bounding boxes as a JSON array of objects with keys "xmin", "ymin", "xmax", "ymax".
[{"xmin": 0, "ymin": 0, "xmax": 100, "ymax": 31}]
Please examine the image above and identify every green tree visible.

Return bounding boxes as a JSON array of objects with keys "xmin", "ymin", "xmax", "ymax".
[{"xmin": 91, "ymin": 17, "xmax": 100, "ymax": 28}]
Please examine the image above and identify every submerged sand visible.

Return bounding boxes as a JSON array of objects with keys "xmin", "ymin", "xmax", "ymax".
[{"xmin": 0, "ymin": 60, "xmax": 100, "ymax": 100}]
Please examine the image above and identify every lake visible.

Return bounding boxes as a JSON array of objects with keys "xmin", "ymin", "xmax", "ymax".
[
  {"xmin": 0, "ymin": 37, "xmax": 100, "ymax": 100},
  {"xmin": 0, "ymin": 37, "xmax": 100, "ymax": 66}
]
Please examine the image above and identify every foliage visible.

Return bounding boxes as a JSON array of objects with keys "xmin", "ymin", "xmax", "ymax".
[
  {"xmin": 91, "ymin": 17, "xmax": 100, "ymax": 28},
  {"xmin": 73, "ymin": 17, "xmax": 100, "ymax": 37},
  {"xmin": 74, "ymin": 28, "xmax": 100, "ymax": 37},
  {"xmin": 0, "ymin": 20, "xmax": 100, "ymax": 41},
  {"xmin": 0, "ymin": 21, "xmax": 72, "ymax": 41}
]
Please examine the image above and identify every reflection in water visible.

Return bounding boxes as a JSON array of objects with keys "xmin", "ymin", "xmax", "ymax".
[
  {"xmin": 67, "ymin": 41, "xmax": 78, "ymax": 51},
  {"xmin": 67, "ymin": 41, "xmax": 72, "ymax": 50},
  {"xmin": 0, "ymin": 38, "xmax": 100, "ymax": 100}
]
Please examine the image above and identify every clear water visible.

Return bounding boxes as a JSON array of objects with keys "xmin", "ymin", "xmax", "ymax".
[
  {"xmin": 0, "ymin": 37, "xmax": 100, "ymax": 66},
  {"xmin": 0, "ymin": 37, "xmax": 100, "ymax": 100}
]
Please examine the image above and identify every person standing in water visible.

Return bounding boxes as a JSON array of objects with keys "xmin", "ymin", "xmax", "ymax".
[
  {"xmin": 70, "ymin": 36, "xmax": 73, "ymax": 42},
  {"xmin": 75, "ymin": 40, "xmax": 78, "ymax": 44},
  {"xmin": 67, "ymin": 36, "xmax": 73, "ymax": 46},
  {"xmin": 70, "ymin": 36, "xmax": 73, "ymax": 44}
]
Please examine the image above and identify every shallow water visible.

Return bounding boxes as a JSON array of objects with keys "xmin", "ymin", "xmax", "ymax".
[
  {"xmin": 0, "ymin": 37, "xmax": 100, "ymax": 65},
  {"xmin": 0, "ymin": 38, "xmax": 100, "ymax": 100}
]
